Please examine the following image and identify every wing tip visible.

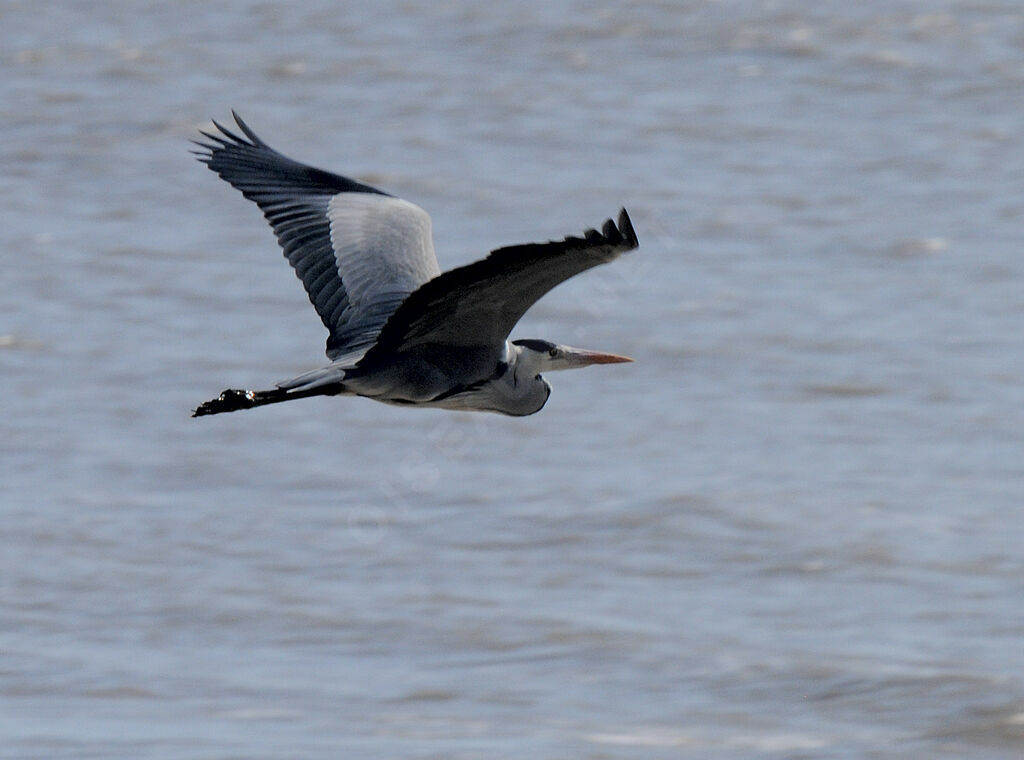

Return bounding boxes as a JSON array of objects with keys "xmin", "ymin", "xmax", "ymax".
[
  {"xmin": 616, "ymin": 208, "xmax": 639, "ymax": 249},
  {"xmin": 230, "ymin": 110, "xmax": 267, "ymax": 147},
  {"xmin": 192, "ymin": 111, "xmax": 270, "ymax": 159},
  {"xmin": 586, "ymin": 208, "xmax": 639, "ymax": 251},
  {"xmin": 562, "ymin": 208, "xmax": 639, "ymax": 252}
]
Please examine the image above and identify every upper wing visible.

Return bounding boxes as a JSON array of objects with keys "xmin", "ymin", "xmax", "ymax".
[
  {"xmin": 359, "ymin": 209, "xmax": 638, "ymax": 363},
  {"xmin": 193, "ymin": 112, "xmax": 440, "ymax": 359}
]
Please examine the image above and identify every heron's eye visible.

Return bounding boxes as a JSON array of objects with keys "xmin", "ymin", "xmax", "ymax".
[{"xmin": 548, "ymin": 348, "xmax": 558, "ymax": 358}]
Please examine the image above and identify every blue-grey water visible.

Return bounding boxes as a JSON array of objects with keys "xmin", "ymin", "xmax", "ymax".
[{"xmin": 2, "ymin": 2, "xmax": 1023, "ymax": 758}]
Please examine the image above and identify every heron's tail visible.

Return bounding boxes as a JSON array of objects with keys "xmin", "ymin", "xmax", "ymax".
[{"xmin": 192, "ymin": 384, "xmax": 344, "ymax": 417}]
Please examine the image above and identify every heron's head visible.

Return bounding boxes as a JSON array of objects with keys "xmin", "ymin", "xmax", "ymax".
[{"xmin": 512, "ymin": 338, "xmax": 633, "ymax": 373}]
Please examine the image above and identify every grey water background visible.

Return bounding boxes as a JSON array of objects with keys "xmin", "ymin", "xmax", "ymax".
[{"xmin": 2, "ymin": 1, "xmax": 1023, "ymax": 758}]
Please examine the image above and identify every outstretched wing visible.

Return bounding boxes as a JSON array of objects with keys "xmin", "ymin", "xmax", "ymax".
[
  {"xmin": 359, "ymin": 209, "xmax": 638, "ymax": 364},
  {"xmin": 193, "ymin": 112, "xmax": 441, "ymax": 359}
]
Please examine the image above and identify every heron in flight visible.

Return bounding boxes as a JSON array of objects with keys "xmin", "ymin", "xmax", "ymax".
[{"xmin": 192, "ymin": 113, "xmax": 639, "ymax": 418}]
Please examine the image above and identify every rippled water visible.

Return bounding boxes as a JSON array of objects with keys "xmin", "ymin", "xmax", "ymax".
[{"xmin": 2, "ymin": 1, "xmax": 1023, "ymax": 758}]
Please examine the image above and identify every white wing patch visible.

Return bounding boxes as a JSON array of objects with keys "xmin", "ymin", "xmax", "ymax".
[{"xmin": 327, "ymin": 193, "xmax": 441, "ymax": 313}]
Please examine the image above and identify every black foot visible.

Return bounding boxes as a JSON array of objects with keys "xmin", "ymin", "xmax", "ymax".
[{"xmin": 192, "ymin": 388, "xmax": 257, "ymax": 417}]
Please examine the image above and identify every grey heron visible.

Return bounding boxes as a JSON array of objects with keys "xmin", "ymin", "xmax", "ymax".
[{"xmin": 192, "ymin": 113, "xmax": 639, "ymax": 418}]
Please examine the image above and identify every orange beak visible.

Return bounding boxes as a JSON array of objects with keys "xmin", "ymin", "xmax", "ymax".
[{"xmin": 560, "ymin": 347, "xmax": 634, "ymax": 367}]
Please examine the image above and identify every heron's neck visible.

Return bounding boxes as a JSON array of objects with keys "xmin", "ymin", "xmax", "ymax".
[{"xmin": 506, "ymin": 342, "xmax": 544, "ymax": 385}]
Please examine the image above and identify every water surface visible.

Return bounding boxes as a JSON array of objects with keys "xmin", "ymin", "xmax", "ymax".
[{"xmin": 2, "ymin": 2, "xmax": 1023, "ymax": 758}]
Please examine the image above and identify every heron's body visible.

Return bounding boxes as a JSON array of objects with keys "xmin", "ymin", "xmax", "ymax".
[
  {"xmin": 191, "ymin": 113, "xmax": 639, "ymax": 418},
  {"xmin": 335, "ymin": 341, "xmax": 548, "ymax": 415}
]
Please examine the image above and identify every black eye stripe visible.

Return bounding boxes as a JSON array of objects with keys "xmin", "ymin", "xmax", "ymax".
[{"xmin": 512, "ymin": 338, "xmax": 556, "ymax": 352}]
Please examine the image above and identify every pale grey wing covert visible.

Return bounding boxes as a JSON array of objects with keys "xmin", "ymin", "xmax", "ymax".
[
  {"xmin": 192, "ymin": 112, "xmax": 440, "ymax": 360},
  {"xmin": 359, "ymin": 209, "xmax": 638, "ymax": 366}
]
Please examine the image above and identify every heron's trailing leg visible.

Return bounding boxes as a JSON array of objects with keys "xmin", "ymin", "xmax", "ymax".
[
  {"xmin": 193, "ymin": 388, "xmax": 267, "ymax": 416},
  {"xmin": 192, "ymin": 384, "xmax": 344, "ymax": 417}
]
